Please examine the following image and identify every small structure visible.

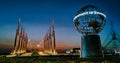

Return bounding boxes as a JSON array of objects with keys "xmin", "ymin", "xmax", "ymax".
[{"xmin": 66, "ymin": 48, "xmax": 80, "ymax": 55}]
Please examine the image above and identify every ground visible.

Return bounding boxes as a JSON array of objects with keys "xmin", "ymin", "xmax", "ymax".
[{"xmin": 0, "ymin": 55, "xmax": 120, "ymax": 63}]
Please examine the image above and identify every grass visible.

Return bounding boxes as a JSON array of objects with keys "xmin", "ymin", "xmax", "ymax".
[{"xmin": 0, "ymin": 55, "xmax": 120, "ymax": 63}]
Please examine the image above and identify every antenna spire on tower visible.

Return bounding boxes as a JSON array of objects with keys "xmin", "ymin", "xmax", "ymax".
[{"xmin": 18, "ymin": 18, "xmax": 21, "ymax": 29}]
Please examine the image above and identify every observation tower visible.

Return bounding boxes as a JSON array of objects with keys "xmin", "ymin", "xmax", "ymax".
[{"xmin": 73, "ymin": 5, "xmax": 106, "ymax": 58}]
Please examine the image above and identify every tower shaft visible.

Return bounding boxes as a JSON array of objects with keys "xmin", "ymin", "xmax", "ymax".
[
  {"xmin": 51, "ymin": 20, "xmax": 56, "ymax": 53},
  {"xmin": 81, "ymin": 35, "xmax": 103, "ymax": 58}
]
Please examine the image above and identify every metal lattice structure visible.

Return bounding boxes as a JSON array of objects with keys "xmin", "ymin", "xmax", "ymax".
[
  {"xmin": 73, "ymin": 5, "xmax": 106, "ymax": 58},
  {"xmin": 73, "ymin": 5, "xmax": 106, "ymax": 35},
  {"xmin": 103, "ymin": 21, "xmax": 120, "ymax": 54}
]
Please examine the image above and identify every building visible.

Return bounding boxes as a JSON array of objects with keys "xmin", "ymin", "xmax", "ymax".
[
  {"xmin": 44, "ymin": 20, "xmax": 57, "ymax": 55},
  {"xmin": 11, "ymin": 18, "xmax": 28, "ymax": 55}
]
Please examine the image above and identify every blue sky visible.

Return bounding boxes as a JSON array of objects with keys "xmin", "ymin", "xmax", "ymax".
[{"xmin": 0, "ymin": 0, "xmax": 120, "ymax": 49}]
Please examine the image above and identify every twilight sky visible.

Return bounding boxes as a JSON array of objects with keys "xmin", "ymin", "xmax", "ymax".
[{"xmin": 0, "ymin": 0, "xmax": 120, "ymax": 50}]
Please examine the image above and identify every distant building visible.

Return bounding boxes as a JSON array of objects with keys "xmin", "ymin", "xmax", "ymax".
[
  {"xmin": 66, "ymin": 48, "xmax": 80, "ymax": 55},
  {"xmin": 66, "ymin": 49, "xmax": 70, "ymax": 54}
]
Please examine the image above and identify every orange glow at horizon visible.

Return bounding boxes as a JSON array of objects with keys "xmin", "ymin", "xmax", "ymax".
[
  {"xmin": 0, "ymin": 40, "xmax": 80, "ymax": 52},
  {"xmin": 27, "ymin": 41, "xmax": 80, "ymax": 51}
]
